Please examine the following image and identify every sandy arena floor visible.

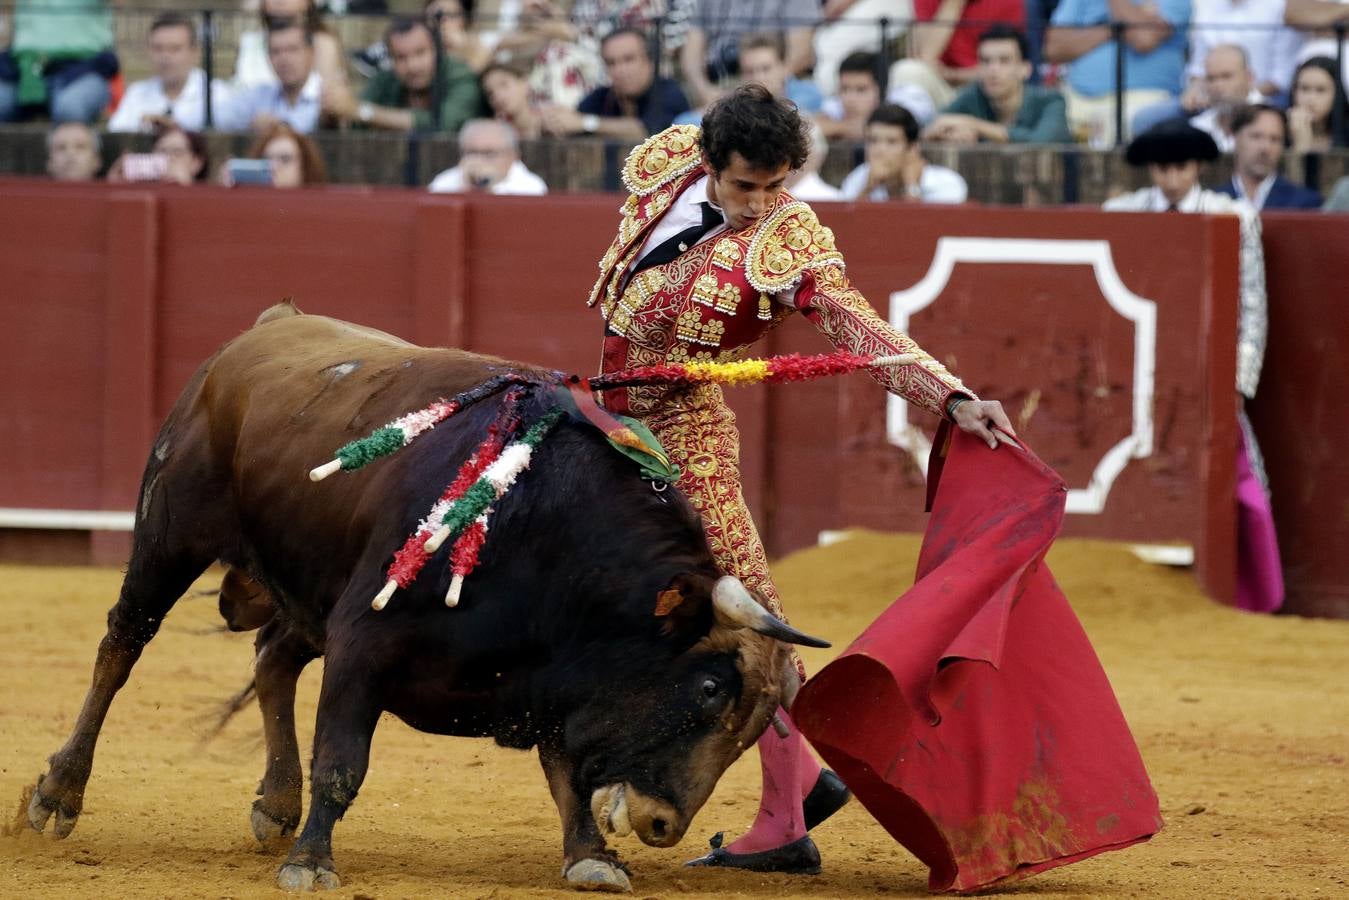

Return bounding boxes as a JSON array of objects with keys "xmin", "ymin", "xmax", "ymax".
[{"xmin": 2, "ymin": 532, "xmax": 1347, "ymax": 899}]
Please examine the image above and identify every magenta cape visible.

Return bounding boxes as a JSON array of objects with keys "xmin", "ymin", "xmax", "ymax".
[{"xmin": 794, "ymin": 428, "xmax": 1162, "ymax": 892}]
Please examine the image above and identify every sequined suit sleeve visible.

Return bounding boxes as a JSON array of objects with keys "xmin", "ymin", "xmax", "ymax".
[
  {"xmin": 792, "ymin": 262, "xmax": 974, "ymax": 419},
  {"xmin": 1235, "ymin": 206, "xmax": 1267, "ymax": 400}
]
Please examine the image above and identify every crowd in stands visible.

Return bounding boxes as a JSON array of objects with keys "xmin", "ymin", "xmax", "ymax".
[{"xmin": 2, "ymin": 0, "xmax": 1348, "ymax": 208}]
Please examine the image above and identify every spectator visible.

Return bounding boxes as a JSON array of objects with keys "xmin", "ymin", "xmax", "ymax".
[
  {"xmin": 107, "ymin": 125, "xmax": 210, "ymax": 185},
  {"xmin": 840, "ymin": 103, "xmax": 969, "ymax": 202},
  {"xmin": 491, "ymin": 0, "xmax": 601, "ymax": 109},
  {"xmin": 218, "ymin": 20, "xmax": 322, "ymax": 133},
  {"xmin": 325, "ymin": 19, "xmax": 484, "ymax": 132},
  {"xmin": 571, "ymin": 0, "xmax": 698, "ymax": 75},
  {"xmin": 249, "ymin": 121, "xmax": 328, "ymax": 186},
  {"xmin": 888, "ymin": 0, "xmax": 1025, "ymax": 122},
  {"xmin": 738, "ymin": 33, "xmax": 824, "ymax": 113},
  {"xmin": 680, "ymin": 0, "xmax": 820, "ymax": 106},
  {"xmin": 425, "ymin": 0, "xmax": 494, "ymax": 74},
  {"xmin": 812, "ymin": 0, "xmax": 909, "ymax": 97},
  {"xmin": 1186, "ymin": 45, "xmax": 1265, "ymax": 152},
  {"xmin": 1287, "ymin": 56, "xmax": 1349, "ymax": 152},
  {"xmin": 543, "ymin": 27, "xmax": 689, "ymax": 139},
  {"xmin": 1104, "ymin": 118, "xmax": 1280, "ymax": 614},
  {"xmin": 1287, "ymin": 0, "xmax": 1349, "ymax": 88},
  {"xmin": 1180, "ymin": 0, "xmax": 1302, "ymax": 111},
  {"xmin": 1045, "ymin": 0, "xmax": 1191, "ymax": 146},
  {"xmin": 924, "ymin": 25, "xmax": 1071, "ymax": 144},
  {"xmin": 482, "ymin": 61, "xmax": 545, "ymax": 139},
  {"xmin": 1104, "ymin": 120, "xmax": 1226, "ymax": 212},
  {"xmin": 233, "ymin": 0, "xmax": 349, "ymax": 94},
  {"xmin": 107, "ymin": 15, "xmax": 232, "ymax": 134},
  {"xmin": 1217, "ymin": 104, "xmax": 1322, "ymax": 210},
  {"xmin": 785, "ymin": 121, "xmax": 842, "ymax": 200},
  {"xmin": 673, "ymin": 31, "xmax": 824, "ymax": 125},
  {"xmin": 816, "ymin": 51, "xmax": 883, "ymax": 140},
  {"xmin": 429, "ymin": 119, "xmax": 548, "ymax": 194},
  {"xmin": 46, "ymin": 122, "xmax": 102, "ymax": 181},
  {"xmin": 0, "ymin": 0, "xmax": 118, "ymax": 124}
]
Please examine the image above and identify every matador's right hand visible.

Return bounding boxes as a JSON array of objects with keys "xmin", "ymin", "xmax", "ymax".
[{"xmin": 951, "ymin": 399, "xmax": 1018, "ymax": 450}]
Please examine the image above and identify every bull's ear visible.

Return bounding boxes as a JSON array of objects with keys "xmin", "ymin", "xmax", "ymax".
[{"xmin": 654, "ymin": 573, "xmax": 716, "ymax": 640}]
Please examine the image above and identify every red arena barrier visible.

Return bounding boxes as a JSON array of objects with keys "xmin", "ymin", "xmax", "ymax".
[{"xmin": 1, "ymin": 179, "xmax": 1345, "ymax": 616}]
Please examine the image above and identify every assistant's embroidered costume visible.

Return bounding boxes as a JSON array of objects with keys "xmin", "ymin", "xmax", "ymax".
[{"xmin": 588, "ymin": 125, "xmax": 972, "ymax": 628}]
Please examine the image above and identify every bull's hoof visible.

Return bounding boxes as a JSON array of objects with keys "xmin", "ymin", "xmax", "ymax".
[
  {"xmin": 251, "ymin": 801, "xmax": 298, "ymax": 844},
  {"xmin": 277, "ymin": 862, "xmax": 341, "ymax": 892},
  {"xmin": 25, "ymin": 777, "xmax": 79, "ymax": 839},
  {"xmin": 564, "ymin": 859, "xmax": 632, "ymax": 893}
]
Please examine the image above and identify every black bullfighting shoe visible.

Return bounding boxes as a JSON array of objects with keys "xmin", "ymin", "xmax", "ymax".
[
  {"xmin": 684, "ymin": 832, "xmax": 822, "ymax": 875},
  {"xmin": 803, "ymin": 768, "xmax": 852, "ymax": 831}
]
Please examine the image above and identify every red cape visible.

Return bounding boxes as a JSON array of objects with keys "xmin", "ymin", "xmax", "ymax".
[{"xmin": 794, "ymin": 426, "xmax": 1162, "ymax": 892}]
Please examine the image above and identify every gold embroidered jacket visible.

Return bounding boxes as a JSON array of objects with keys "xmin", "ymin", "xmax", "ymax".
[{"xmin": 589, "ymin": 125, "xmax": 972, "ymax": 419}]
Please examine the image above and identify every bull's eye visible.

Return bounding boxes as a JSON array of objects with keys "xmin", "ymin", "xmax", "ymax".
[{"xmin": 701, "ymin": 677, "xmax": 720, "ymax": 699}]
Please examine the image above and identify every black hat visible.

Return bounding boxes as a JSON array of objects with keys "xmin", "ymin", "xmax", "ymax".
[{"xmin": 1124, "ymin": 120, "xmax": 1220, "ymax": 166}]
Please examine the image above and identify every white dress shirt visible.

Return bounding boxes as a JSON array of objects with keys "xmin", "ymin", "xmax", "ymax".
[
  {"xmin": 428, "ymin": 159, "xmax": 548, "ymax": 195},
  {"xmin": 630, "ymin": 175, "xmax": 727, "ymax": 271},
  {"xmin": 1230, "ymin": 173, "xmax": 1277, "ymax": 210},
  {"xmin": 107, "ymin": 68, "xmax": 233, "ymax": 133},
  {"xmin": 1188, "ymin": 0, "xmax": 1304, "ymax": 93},
  {"xmin": 839, "ymin": 162, "xmax": 968, "ymax": 203},
  {"xmin": 217, "ymin": 72, "xmax": 323, "ymax": 133}
]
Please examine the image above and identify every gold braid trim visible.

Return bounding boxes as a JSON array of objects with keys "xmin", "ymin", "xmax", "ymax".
[
  {"xmin": 621, "ymin": 125, "xmax": 705, "ymax": 196},
  {"xmin": 746, "ymin": 200, "xmax": 846, "ymax": 294}
]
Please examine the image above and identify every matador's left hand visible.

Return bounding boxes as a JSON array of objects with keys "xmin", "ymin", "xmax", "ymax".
[{"xmin": 952, "ymin": 399, "xmax": 1017, "ymax": 450}]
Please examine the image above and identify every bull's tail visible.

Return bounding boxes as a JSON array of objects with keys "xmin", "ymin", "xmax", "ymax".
[
  {"xmin": 198, "ymin": 677, "xmax": 258, "ymax": 744},
  {"xmin": 255, "ymin": 298, "xmax": 303, "ymax": 326}
]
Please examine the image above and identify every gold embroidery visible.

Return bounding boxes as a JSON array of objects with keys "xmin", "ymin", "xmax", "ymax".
[
  {"xmin": 692, "ymin": 272, "xmax": 741, "ymax": 315},
  {"xmin": 712, "ymin": 238, "xmax": 744, "ymax": 270},
  {"xmin": 746, "ymin": 201, "xmax": 847, "ymax": 293},
  {"xmin": 758, "ymin": 292, "xmax": 772, "ymax": 320},
  {"xmin": 639, "ymin": 386, "xmax": 803, "ymax": 678},
  {"xmin": 621, "ymin": 125, "xmax": 704, "ymax": 195},
  {"xmin": 799, "ymin": 264, "xmax": 970, "ymax": 418}
]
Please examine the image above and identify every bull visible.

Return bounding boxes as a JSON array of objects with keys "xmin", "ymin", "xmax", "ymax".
[{"xmin": 23, "ymin": 303, "xmax": 828, "ymax": 892}]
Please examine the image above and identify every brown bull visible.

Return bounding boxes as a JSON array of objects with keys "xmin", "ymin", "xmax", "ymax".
[{"xmin": 24, "ymin": 303, "xmax": 827, "ymax": 892}]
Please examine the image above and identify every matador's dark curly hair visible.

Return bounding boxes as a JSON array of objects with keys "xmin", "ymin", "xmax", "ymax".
[{"xmin": 700, "ymin": 83, "xmax": 810, "ymax": 174}]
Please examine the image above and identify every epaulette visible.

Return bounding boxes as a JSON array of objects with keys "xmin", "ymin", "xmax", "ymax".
[
  {"xmin": 621, "ymin": 125, "xmax": 704, "ymax": 196},
  {"xmin": 745, "ymin": 200, "xmax": 846, "ymax": 293}
]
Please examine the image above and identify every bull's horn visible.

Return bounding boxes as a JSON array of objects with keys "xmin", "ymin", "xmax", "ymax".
[{"xmin": 711, "ymin": 576, "xmax": 831, "ymax": 648}]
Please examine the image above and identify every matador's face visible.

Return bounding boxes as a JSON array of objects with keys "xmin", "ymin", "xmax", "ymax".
[{"xmin": 703, "ymin": 153, "xmax": 790, "ymax": 232}]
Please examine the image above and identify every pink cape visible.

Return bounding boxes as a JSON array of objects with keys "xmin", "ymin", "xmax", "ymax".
[{"xmin": 794, "ymin": 427, "xmax": 1162, "ymax": 892}]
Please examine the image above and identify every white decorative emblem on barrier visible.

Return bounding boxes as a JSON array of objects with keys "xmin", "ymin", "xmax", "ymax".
[{"xmin": 887, "ymin": 237, "xmax": 1157, "ymax": 515}]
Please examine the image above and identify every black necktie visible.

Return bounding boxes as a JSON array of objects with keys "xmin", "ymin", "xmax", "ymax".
[{"xmin": 632, "ymin": 202, "xmax": 724, "ymax": 274}]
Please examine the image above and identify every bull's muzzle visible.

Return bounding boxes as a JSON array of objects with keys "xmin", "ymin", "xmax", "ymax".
[{"xmin": 590, "ymin": 783, "xmax": 685, "ymax": 848}]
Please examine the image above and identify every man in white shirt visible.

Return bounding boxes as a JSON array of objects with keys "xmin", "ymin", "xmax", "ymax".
[
  {"xmin": 428, "ymin": 119, "xmax": 547, "ymax": 195},
  {"xmin": 107, "ymin": 13, "xmax": 231, "ymax": 133},
  {"xmin": 840, "ymin": 104, "xmax": 968, "ymax": 203},
  {"xmin": 1188, "ymin": 44, "xmax": 1266, "ymax": 151},
  {"xmin": 218, "ymin": 21, "xmax": 323, "ymax": 133}
]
